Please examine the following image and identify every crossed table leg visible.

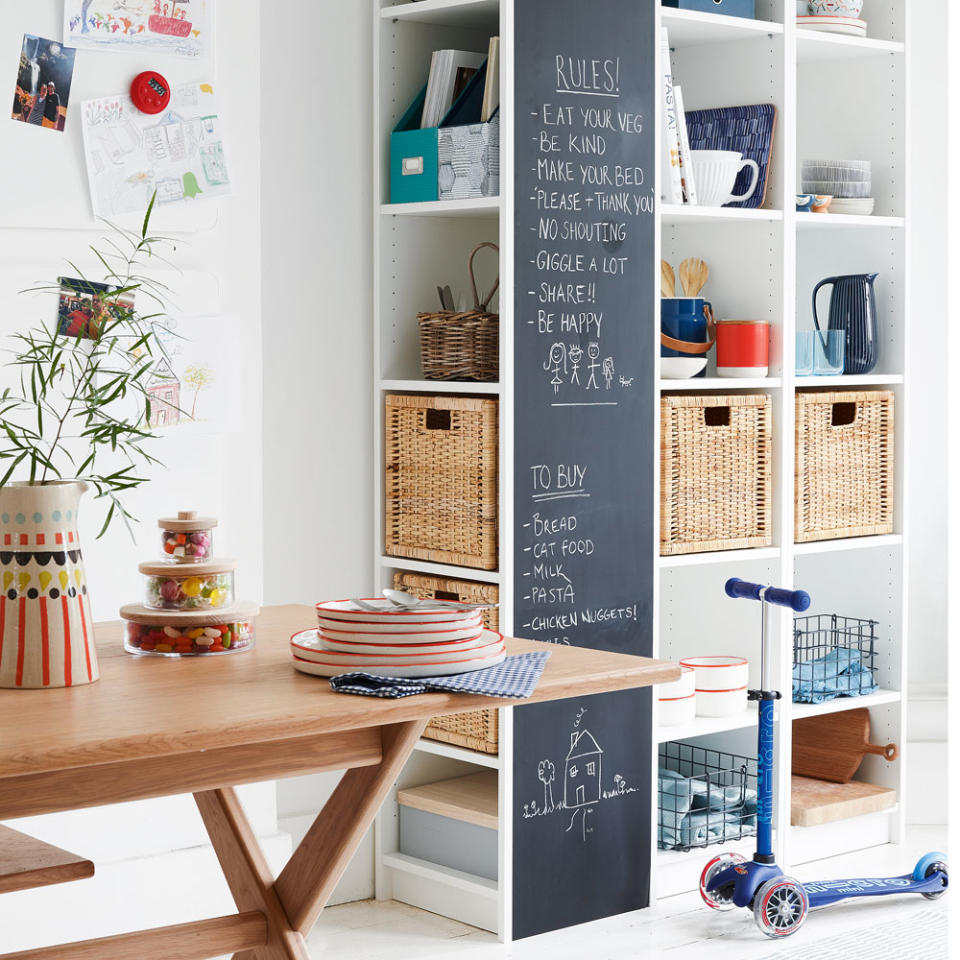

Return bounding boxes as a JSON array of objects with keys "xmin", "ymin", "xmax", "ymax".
[{"xmin": 1, "ymin": 718, "xmax": 428, "ymax": 960}]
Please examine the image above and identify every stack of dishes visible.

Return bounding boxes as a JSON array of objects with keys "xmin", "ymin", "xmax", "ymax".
[
  {"xmin": 291, "ymin": 599, "xmax": 506, "ymax": 677},
  {"xmin": 801, "ymin": 159, "xmax": 874, "ymax": 216},
  {"xmin": 797, "ymin": 1, "xmax": 866, "ymax": 36}
]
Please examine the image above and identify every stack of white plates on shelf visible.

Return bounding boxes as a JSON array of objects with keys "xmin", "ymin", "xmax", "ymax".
[
  {"xmin": 290, "ymin": 599, "xmax": 505, "ymax": 677},
  {"xmin": 796, "ymin": 15, "xmax": 867, "ymax": 37},
  {"xmin": 801, "ymin": 159, "xmax": 874, "ymax": 216}
]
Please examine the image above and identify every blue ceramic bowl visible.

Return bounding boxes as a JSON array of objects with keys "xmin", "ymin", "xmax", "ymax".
[{"xmin": 796, "ymin": 194, "xmax": 814, "ymax": 212}]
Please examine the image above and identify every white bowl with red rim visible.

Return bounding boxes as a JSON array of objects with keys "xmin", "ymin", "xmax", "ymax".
[
  {"xmin": 315, "ymin": 599, "xmax": 482, "ymax": 625},
  {"xmin": 680, "ymin": 655, "xmax": 749, "ymax": 717},
  {"xmin": 659, "ymin": 692, "xmax": 697, "ymax": 726}
]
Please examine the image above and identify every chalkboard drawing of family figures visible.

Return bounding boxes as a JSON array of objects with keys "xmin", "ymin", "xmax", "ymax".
[
  {"xmin": 520, "ymin": 710, "xmax": 639, "ymax": 842},
  {"xmin": 544, "ymin": 342, "xmax": 567, "ymax": 395},
  {"xmin": 602, "ymin": 357, "xmax": 615, "ymax": 390},
  {"xmin": 568, "ymin": 344, "xmax": 582, "ymax": 386},
  {"xmin": 11, "ymin": 35, "xmax": 76, "ymax": 132},
  {"xmin": 586, "ymin": 342, "xmax": 601, "ymax": 390}
]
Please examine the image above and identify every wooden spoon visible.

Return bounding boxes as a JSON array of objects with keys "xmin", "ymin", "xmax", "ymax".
[
  {"xmin": 678, "ymin": 258, "xmax": 709, "ymax": 297},
  {"xmin": 660, "ymin": 260, "xmax": 676, "ymax": 298}
]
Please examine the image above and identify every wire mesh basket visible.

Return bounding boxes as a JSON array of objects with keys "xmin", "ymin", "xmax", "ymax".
[
  {"xmin": 792, "ymin": 613, "xmax": 879, "ymax": 704},
  {"xmin": 658, "ymin": 741, "xmax": 757, "ymax": 852}
]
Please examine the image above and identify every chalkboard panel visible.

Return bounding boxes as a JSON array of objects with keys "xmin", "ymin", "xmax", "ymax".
[{"xmin": 512, "ymin": 0, "xmax": 656, "ymax": 939}]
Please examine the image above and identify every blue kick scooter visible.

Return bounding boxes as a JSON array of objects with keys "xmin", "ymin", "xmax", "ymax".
[{"xmin": 699, "ymin": 578, "xmax": 948, "ymax": 939}]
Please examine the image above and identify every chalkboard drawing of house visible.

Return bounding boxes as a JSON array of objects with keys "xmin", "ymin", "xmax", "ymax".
[
  {"xmin": 564, "ymin": 729, "xmax": 603, "ymax": 809},
  {"xmin": 147, "ymin": 356, "xmax": 181, "ymax": 427}
]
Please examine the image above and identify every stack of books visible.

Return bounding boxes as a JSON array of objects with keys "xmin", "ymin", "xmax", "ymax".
[
  {"xmin": 421, "ymin": 36, "xmax": 500, "ymax": 129},
  {"xmin": 660, "ymin": 27, "xmax": 698, "ymax": 205}
]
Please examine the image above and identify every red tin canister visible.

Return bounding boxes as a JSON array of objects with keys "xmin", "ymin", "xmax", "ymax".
[{"xmin": 716, "ymin": 320, "xmax": 769, "ymax": 377}]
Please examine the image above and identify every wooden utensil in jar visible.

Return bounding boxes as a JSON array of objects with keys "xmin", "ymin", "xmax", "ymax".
[
  {"xmin": 661, "ymin": 260, "xmax": 676, "ymax": 298},
  {"xmin": 678, "ymin": 257, "xmax": 709, "ymax": 298}
]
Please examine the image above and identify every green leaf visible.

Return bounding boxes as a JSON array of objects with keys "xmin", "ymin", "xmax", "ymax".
[{"xmin": 142, "ymin": 191, "xmax": 158, "ymax": 240}]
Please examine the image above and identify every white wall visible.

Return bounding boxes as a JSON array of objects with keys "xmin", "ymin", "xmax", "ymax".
[
  {"xmin": 0, "ymin": 0, "xmax": 270, "ymax": 947},
  {"xmin": 260, "ymin": 0, "xmax": 376, "ymax": 903}
]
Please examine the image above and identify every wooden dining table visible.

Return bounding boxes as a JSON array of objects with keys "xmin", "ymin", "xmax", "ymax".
[{"xmin": 0, "ymin": 604, "xmax": 677, "ymax": 960}]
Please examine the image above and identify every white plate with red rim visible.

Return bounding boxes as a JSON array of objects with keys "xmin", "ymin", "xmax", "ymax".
[
  {"xmin": 315, "ymin": 613, "xmax": 482, "ymax": 636},
  {"xmin": 317, "ymin": 622, "xmax": 484, "ymax": 644},
  {"xmin": 291, "ymin": 628, "xmax": 506, "ymax": 678},
  {"xmin": 294, "ymin": 628, "xmax": 502, "ymax": 663},
  {"xmin": 314, "ymin": 631, "xmax": 493, "ymax": 656},
  {"xmin": 315, "ymin": 599, "xmax": 484, "ymax": 624}
]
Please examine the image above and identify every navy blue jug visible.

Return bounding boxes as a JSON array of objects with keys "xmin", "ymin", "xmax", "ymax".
[{"xmin": 812, "ymin": 273, "xmax": 879, "ymax": 375}]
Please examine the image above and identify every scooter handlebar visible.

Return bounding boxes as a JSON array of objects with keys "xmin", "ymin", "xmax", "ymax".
[{"xmin": 725, "ymin": 578, "xmax": 811, "ymax": 612}]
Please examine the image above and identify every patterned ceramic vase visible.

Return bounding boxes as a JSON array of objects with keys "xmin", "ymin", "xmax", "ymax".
[{"xmin": 0, "ymin": 481, "xmax": 99, "ymax": 689}]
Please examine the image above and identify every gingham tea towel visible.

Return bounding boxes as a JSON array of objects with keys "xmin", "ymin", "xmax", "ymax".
[{"xmin": 328, "ymin": 650, "xmax": 552, "ymax": 699}]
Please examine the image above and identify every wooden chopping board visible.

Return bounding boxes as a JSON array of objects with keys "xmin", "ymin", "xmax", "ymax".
[
  {"xmin": 792, "ymin": 709, "xmax": 898, "ymax": 783},
  {"xmin": 791, "ymin": 776, "xmax": 897, "ymax": 827}
]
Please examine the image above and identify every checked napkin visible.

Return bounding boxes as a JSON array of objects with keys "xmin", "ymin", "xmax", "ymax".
[{"xmin": 328, "ymin": 650, "xmax": 552, "ymax": 700}]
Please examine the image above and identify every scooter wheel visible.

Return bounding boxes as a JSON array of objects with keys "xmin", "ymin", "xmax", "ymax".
[
  {"xmin": 700, "ymin": 852, "xmax": 747, "ymax": 911},
  {"xmin": 913, "ymin": 852, "xmax": 948, "ymax": 900},
  {"xmin": 753, "ymin": 876, "xmax": 808, "ymax": 938}
]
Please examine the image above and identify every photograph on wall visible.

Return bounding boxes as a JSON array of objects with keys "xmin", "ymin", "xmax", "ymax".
[
  {"xmin": 10, "ymin": 35, "xmax": 76, "ymax": 132},
  {"xmin": 57, "ymin": 277, "xmax": 136, "ymax": 340},
  {"xmin": 64, "ymin": 0, "xmax": 211, "ymax": 59},
  {"xmin": 80, "ymin": 82, "xmax": 231, "ymax": 218}
]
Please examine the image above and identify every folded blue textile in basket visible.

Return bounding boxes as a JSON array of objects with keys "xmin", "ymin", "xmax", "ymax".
[
  {"xmin": 658, "ymin": 769, "xmax": 757, "ymax": 849},
  {"xmin": 328, "ymin": 651, "xmax": 551, "ymax": 699},
  {"xmin": 792, "ymin": 647, "xmax": 878, "ymax": 704},
  {"xmin": 659, "ymin": 811, "xmax": 751, "ymax": 849}
]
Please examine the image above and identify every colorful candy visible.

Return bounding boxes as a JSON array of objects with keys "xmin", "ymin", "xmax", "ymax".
[
  {"xmin": 158, "ymin": 511, "xmax": 217, "ymax": 563},
  {"xmin": 139, "ymin": 558, "xmax": 237, "ymax": 611},
  {"xmin": 124, "ymin": 618, "xmax": 255, "ymax": 656}
]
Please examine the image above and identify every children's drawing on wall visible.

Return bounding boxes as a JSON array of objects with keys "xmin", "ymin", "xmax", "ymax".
[
  {"xmin": 57, "ymin": 278, "xmax": 135, "ymax": 340},
  {"xmin": 139, "ymin": 315, "xmax": 234, "ymax": 435},
  {"xmin": 80, "ymin": 82, "xmax": 231, "ymax": 218},
  {"xmin": 540, "ymin": 340, "xmax": 633, "ymax": 397},
  {"xmin": 64, "ymin": 0, "xmax": 212, "ymax": 59},
  {"xmin": 520, "ymin": 706, "xmax": 640, "ymax": 842},
  {"xmin": 10, "ymin": 35, "xmax": 76, "ymax": 132}
]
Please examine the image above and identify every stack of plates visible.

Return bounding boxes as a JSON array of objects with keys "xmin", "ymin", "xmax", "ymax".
[
  {"xmin": 291, "ymin": 599, "xmax": 506, "ymax": 678},
  {"xmin": 797, "ymin": 15, "xmax": 867, "ymax": 36},
  {"xmin": 828, "ymin": 198, "xmax": 875, "ymax": 215},
  {"xmin": 801, "ymin": 159, "xmax": 873, "ymax": 216}
]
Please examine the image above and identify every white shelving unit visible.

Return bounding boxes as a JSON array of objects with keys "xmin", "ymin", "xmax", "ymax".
[{"xmin": 372, "ymin": 0, "xmax": 910, "ymax": 938}]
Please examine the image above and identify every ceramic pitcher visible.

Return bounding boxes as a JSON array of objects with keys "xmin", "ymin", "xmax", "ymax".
[
  {"xmin": 812, "ymin": 273, "xmax": 880, "ymax": 375},
  {"xmin": 0, "ymin": 481, "xmax": 99, "ymax": 688}
]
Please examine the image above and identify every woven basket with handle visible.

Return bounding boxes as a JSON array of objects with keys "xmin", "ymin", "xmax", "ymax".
[{"xmin": 418, "ymin": 242, "xmax": 499, "ymax": 381}]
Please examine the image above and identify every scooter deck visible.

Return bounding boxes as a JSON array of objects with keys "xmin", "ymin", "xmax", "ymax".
[{"xmin": 805, "ymin": 871, "xmax": 946, "ymax": 909}]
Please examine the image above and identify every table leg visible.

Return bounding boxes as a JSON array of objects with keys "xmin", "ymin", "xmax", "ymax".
[
  {"xmin": 194, "ymin": 788, "xmax": 310, "ymax": 960},
  {"xmin": 274, "ymin": 718, "xmax": 429, "ymax": 935}
]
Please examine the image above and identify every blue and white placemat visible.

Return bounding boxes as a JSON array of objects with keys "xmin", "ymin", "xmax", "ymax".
[{"xmin": 328, "ymin": 650, "xmax": 551, "ymax": 699}]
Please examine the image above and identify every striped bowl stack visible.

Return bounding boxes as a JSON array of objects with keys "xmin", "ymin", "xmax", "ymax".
[{"xmin": 801, "ymin": 159, "xmax": 875, "ymax": 216}]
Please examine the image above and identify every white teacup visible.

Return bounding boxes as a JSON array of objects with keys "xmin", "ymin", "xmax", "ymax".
[{"xmin": 690, "ymin": 149, "xmax": 760, "ymax": 207}]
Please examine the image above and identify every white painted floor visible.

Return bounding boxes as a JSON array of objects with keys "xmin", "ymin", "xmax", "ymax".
[{"xmin": 307, "ymin": 827, "xmax": 949, "ymax": 959}]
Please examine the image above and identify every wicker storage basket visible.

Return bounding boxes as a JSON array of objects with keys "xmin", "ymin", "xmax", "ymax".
[
  {"xmin": 393, "ymin": 572, "xmax": 500, "ymax": 754},
  {"xmin": 795, "ymin": 390, "xmax": 894, "ymax": 542},
  {"xmin": 660, "ymin": 393, "xmax": 772, "ymax": 555},
  {"xmin": 384, "ymin": 393, "xmax": 498, "ymax": 570},
  {"xmin": 418, "ymin": 242, "xmax": 499, "ymax": 381}
]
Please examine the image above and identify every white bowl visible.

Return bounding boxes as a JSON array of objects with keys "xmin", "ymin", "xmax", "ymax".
[
  {"xmin": 658, "ymin": 693, "xmax": 697, "ymax": 726},
  {"xmin": 661, "ymin": 357, "xmax": 708, "ymax": 379},
  {"xmin": 657, "ymin": 664, "xmax": 695, "ymax": 699},
  {"xmin": 801, "ymin": 180, "xmax": 872, "ymax": 198},
  {"xmin": 695, "ymin": 687, "xmax": 749, "ymax": 718},
  {"xmin": 680, "ymin": 655, "xmax": 749, "ymax": 692}
]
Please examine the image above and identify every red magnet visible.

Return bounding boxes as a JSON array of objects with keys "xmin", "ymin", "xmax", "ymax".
[{"xmin": 130, "ymin": 70, "xmax": 171, "ymax": 114}]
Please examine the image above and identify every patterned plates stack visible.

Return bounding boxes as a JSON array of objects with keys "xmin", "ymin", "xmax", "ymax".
[{"xmin": 291, "ymin": 599, "xmax": 506, "ymax": 678}]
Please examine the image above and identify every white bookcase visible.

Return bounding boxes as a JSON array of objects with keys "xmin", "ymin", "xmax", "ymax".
[{"xmin": 372, "ymin": 0, "xmax": 910, "ymax": 939}]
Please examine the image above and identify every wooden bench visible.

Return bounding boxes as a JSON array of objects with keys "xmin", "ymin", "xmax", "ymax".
[{"xmin": 0, "ymin": 825, "xmax": 93, "ymax": 896}]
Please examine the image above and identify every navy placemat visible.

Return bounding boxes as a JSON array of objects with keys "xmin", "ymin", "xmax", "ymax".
[{"xmin": 328, "ymin": 650, "xmax": 552, "ymax": 699}]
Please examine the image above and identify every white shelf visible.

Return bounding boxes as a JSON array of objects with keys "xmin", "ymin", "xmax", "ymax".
[
  {"xmin": 795, "ymin": 30, "xmax": 905, "ymax": 63},
  {"xmin": 793, "ymin": 534, "xmax": 903, "ymax": 556},
  {"xmin": 791, "ymin": 689, "xmax": 901, "ymax": 721},
  {"xmin": 662, "ymin": 8, "xmax": 782, "ymax": 47},
  {"xmin": 656, "ymin": 711, "xmax": 758, "ymax": 744},
  {"xmin": 381, "ymin": 852, "xmax": 498, "ymax": 898},
  {"xmin": 796, "ymin": 212, "xmax": 905, "ymax": 230},
  {"xmin": 378, "ymin": 555, "xmax": 502, "ymax": 584},
  {"xmin": 662, "ymin": 204, "xmax": 783, "ymax": 224},
  {"xmin": 381, "ymin": 379, "xmax": 501, "ymax": 395},
  {"xmin": 414, "ymin": 737, "xmax": 501, "ymax": 769},
  {"xmin": 794, "ymin": 374, "xmax": 903, "ymax": 388},
  {"xmin": 660, "ymin": 377, "xmax": 780, "ymax": 391},
  {"xmin": 380, "ymin": 197, "xmax": 501, "ymax": 219},
  {"xmin": 659, "ymin": 547, "xmax": 780, "ymax": 569},
  {"xmin": 655, "ymin": 835, "xmax": 758, "ymax": 868},
  {"xmin": 380, "ymin": 0, "xmax": 499, "ymax": 30}
]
